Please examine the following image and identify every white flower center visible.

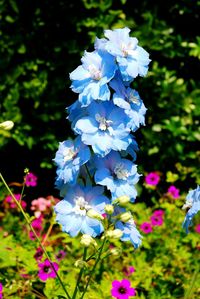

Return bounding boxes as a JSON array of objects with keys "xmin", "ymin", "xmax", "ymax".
[
  {"xmin": 63, "ymin": 148, "xmax": 76, "ymax": 163},
  {"xmin": 88, "ymin": 64, "xmax": 102, "ymax": 80},
  {"xmin": 72, "ymin": 196, "xmax": 92, "ymax": 216},
  {"xmin": 95, "ymin": 114, "xmax": 112, "ymax": 131},
  {"xmin": 114, "ymin": 163, "xmax": 129, "ymax": 180},
  {"xmin": 129, "ymin": 91, "xmax": 139, "ymax": 105}
]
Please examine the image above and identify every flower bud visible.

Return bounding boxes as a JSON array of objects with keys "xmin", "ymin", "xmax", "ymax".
[
  {"xmin": 0, "ymin": 120, "xmax": 14, "ymax": 131},
  {"xmin": 80, "ymin": 234, "xmax": 97, "ymax": 247},
  {"xmin": 110, "ymin": 247, "xmax": 122, "ymax": 256},
  {"xmin": 119, "ymin": 212, "xmax": 132, "ymax": 223},
  {"xmin": 87, "ymin": 209, "xmax": 104, "ymax": 221},
  {"xmin": 114, "ymin": 196, "xmax": 130, "ymax": 206},
  {"xmin": 105, "ymin": 229, "xmax": 123, "ymax": 239},
  {"xmin": 74, "ymin": 259, "xmax": 88, "ymax": 269},
  {"xmin": 104, "ymin": 204, "xmax": 114, "ymax": 215}
]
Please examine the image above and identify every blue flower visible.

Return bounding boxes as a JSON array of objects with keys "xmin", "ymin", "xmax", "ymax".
[
  {"xmin": 67, "ymin": 100, "xmax": 87, "ymax": 129},
  {"xmin": 182, "ymin": 185, "xmax": 200, "ymax": 233},
  {"xmin": 94, "ymin": 151, "xmax": 140, "ymax": 201},
  {"xmin": 95, "ymin": 27, "xmax": 150, "ymax": 81},
  {"xmin": 54, "ymin": 185, "xmax": 110, "ymax": 237},
  {"xmin": 70, "ymin": 50, "xmax": 117, "ymax": 107},
  {"xmin": 115, "ymin": 220, "xmax": 142, "ymax": 248},
  {"xmin": 54, "ymin": 137, "xmax": 91, "ymax": 187},
  {"xmin": 74, "ymin": 101, "xmax": 132, "ymax": 157},
  {"xmin": 110, "ymin": 74, "xmax": 147, "ymax": 131}
]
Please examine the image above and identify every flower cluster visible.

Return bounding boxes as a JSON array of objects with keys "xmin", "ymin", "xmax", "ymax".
[
  {"xmin": 182, "ymin": 185, "xmax": 200, "ymax": 233},
  {"xmin": 140, "ymin": 209, "xmax": 164, "ymax": 234},
  {"xmin": 53, "ymin": 27, "xmax": 151, "ymax": 248}
]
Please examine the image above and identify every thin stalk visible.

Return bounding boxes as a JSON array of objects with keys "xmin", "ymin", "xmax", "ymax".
[
  {"xmin": 184, "ymin": 263, "xmax": 200, "ymax": 299},
  {"xmin": 0, "ymin": 172, "xmax": 71, "ymax": 299},
  {"xmin": 72, "ymin": 248, "xmax": 87, "ymax": 299},
  {"xmin": 80, "ymin": 238, "xmax": 107, "ymax": 299}
]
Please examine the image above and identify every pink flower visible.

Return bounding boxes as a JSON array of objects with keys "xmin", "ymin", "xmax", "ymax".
[
  {"xmin": 25, "ymin": 172, "xmax": 38, "ymax": 187},
  {"xmin": 31, "ymin": 197, "xmax": 52, "ymax": 217},
  {"xmin": 0, "ymin": 283, "xmax": 3, "ymax": 299},
  {"xmin": 150, "ymin": 215, "xmax": 163, "ymax": 226},
  {"xmin": 29, "ymin": 217, "xmax": 43, "ymax": 240},
  {"xmin": 140, "ymin": 222, "xmax": 153, "ymax": 234},
  {"xmin": 123, "ymin": 266, "xmax": 135, "ymax": 276},
  {"xmin": 38, "ymin": 259, "xmax": 59, "ymax": 281},
  {"xmin": 111, "ymin": 279, "xmax": 136, "ymax": 298},
  {"xmin": 145, "ymin": 172, "xmax": 160, "ymax": 186},
  {"xmin": 195, "ymin": 224, "xmax": 200, "ymax": 234},
  {"xmin": 4, "ymin": 194, "xmax": 27, "ymax": 209},
  {"xmin": 34, "ymin": 247, "xmax": 43, "ymax": 261},
  {"xmin": 152, "ymin": 210, "xmax": 164, "ymax": 217},
  {"xmin": 167, "ymin": 185, "xmax": 180, "ymax": 199},
  {"xmin": 55, "ymin": 250, "xmax": 66, "ymax": 262}
]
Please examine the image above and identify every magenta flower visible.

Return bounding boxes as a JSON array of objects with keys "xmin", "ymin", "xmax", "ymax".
[
  {"xmin": 167, "ymin": 185, "xmax": 180, "ymax": 199},
  {"xmin": 25, "ymin": 172, "xmax": 38, "ymax": 187},
  {"xmin": 55, "ymin": 250, "xmax": 66, "ymax": 262},
  {"xmin": 34, "ymin": 247, "xmax": 43, "ymax": 261},
  {"xmin": 150, "ymin": 215, "xmax": 163, "ymax": 226},
  {"xmin": 145, "ymin": 172, "xmax": 160, "ymax": 186},
  {"xmin": 0, "ymin": 283, "xmax": 3, "ymax": 299},
  {"xmin": 140, "ymin": 222, "xmax": 152, "ymax": 234},
  {"xmin": 152, "ymin": 209, "xmax": 164, "ymax": 217},
  {"xmin": 29, "ymin": 217, "xmax": 43, "ymax": 240},
  {"xmin": 111, "ymin": 279, "xmax": 136, "ymax": 298},
  {"xmin": 195, "ymin": 224, "xmax": 200, "ymax": 234},
  {"xmin": 123, "ymin": 266, "xmax": 135, "ymax": 276},
  {"xmin": 4, "ymin": 194, "xmax": 27, "ymax": 209},
  {"xmin": 38, "ymin": 259, "xmax": 59, "ymax": 281}
]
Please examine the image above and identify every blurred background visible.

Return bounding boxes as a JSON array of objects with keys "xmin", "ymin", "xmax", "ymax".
[{"xmin": 0, "ymin": 0, "xmax": 200, "ymax": 199}]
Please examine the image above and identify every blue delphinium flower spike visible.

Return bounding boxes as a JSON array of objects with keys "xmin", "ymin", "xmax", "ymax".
[{"xmin": 182, "ymin": 185, "xmax": 200, "ymax": 233}]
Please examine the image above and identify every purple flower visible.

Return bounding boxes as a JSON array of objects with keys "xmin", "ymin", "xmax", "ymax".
[
  {"xmin": 152, "ymin": 209, "xmax": 164, "ymax": 217},
  {"xmin": 145, "ymin": 172, "xmax": 160, "ymax": 186},
  {"xmin": 140, "ymin": 222, "xmax": 152, "ymax": 234},
  {"xmin": 111, "ymin": 279, "xmax": 136, "ymax": 299},
  {"xmin": 25, "ymin": 172, "xmax": 38, "ymax": 187},
  {"xmin": 123, "ymin": 266, "xmax": 135, "ymax": 277},
  {"xmin": 0, "ymin": 283, "xmax": 3, "ymax": 299},
  {"xmin": 34, "ymin": 247, "xmax": 43, "ymax": 262},
  {"xmin": 38, "ymin": 259, "xmax": 59, "ymax": 281},
  {"xmin": 167, "ymin": 185, "xmax": 180, "ymax": 199},
  {"xmin": 195, "ymin": 224, "xmax": 200, "ymax": 234},
  {"xmin": 150, "ymin": 215, "xmax": 163, "ymax": 226},
  {"xmin": 55, "ymin": 250, "xmax": 66, "ymax": 262}
]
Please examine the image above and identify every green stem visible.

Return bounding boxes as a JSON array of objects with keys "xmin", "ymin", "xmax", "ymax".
[
  {"xmin": 80, "ymin": 238, "xmax": 107, "ymax": 299},
  {"xmin": 0, "ymin": 172, "xmax": 71, "ymax": 299},
  {"xmin": 184, "ymin": 262, "xmax": 200, "ymax": 299},
  {"xmin": 72, "ymin": 248, "xmax": 87, "ymax": 299}
]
